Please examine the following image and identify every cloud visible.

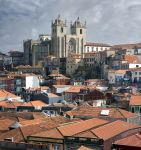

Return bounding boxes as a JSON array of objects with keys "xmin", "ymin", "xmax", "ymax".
[{"xmin": 0, "ymin": 0, "xmax": 141, "ymax": 52}]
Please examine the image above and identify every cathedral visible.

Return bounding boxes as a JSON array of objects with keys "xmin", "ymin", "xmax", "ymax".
[
  {"xmin": 51, "ymin": 15, "xmax": 86, "ymax": 58},
  {"xmin": 24, "ymin": 16, "xmax": 86, "ymax": 68}
]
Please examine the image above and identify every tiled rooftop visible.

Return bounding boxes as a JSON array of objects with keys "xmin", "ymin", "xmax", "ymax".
[
  {"xmin": 77, "ymin": 146, "xmax": 93, "ymax": 150},
  {"xmin": 85, "ymin": 42, "xmax": 111, "ymax": 47},
  {"xmin": 0, "ymin": 90, "xmax": 19, "ymax": 99},
  {"xmin": 66, "ymin": 106, "xmax": 136, "ymax": 119},
  {"xmin": 58, "ymin": 118, "xmax": 108, "ymax": 136},
  {"xmin": 130, "ymin": 95, "xmax": 141, "ymax": 106},
  {"xmin": 114, "ymin": 133, "xmax": 141, "ymax": 147},
  {"xmin": 91, "ymin": 120, "xmax": 140, "ymax": 140}
]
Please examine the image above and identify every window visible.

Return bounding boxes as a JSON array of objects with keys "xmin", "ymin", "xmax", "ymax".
[
  {"xmin": 61, "ymin": 27, "xmax": 63, "ymax": 33},
  {"xmin": 53, "ymin": 28, "xmax": 56, "ymax": 33},
  {"xmin": 80, "ymin": 29, "xmax": 82, "ymax": 34},
  {"xmin": 140, "ymin": 107, "xmax": 141, "ymax": 113},
  {"xmin": 139, "ymin": 72, "xmax": 141, "ymax": 75},
  {"xmin": 131, "ymin": 107, "xmax": 134, "ymax": 113},
  {"xmin": 135, "ymin": 72, "xmax": 137, "ymax": 75},
  {"xmin": 135, "ymin": 106, "xmax": 139, "ymax": 113},
  {"xmin": 52, "ymin": 144, "xmax": 61, "ymax": 150},
  {"xmin": 136, "ymin": 65, "xmax": 139, "ymax": 68}
]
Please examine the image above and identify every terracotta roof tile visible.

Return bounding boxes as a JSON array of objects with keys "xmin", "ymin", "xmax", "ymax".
[
  {"xmin": 32, "ymin": 128, "xmax": 63, "ymax": 139},
  {"xmin": 130, "ymin": 95, "xmax": 141, "ymax": 106},
  {"xmin": 91, "ymin": 120, "xmax": 140, "ymax": 140},
  {"xmin": 64, "ymin": 85, "xmax": 85, "ymax": 93},
  {"xmin": 114, "ymin": 133, "xmax": 141, "ymax": 147},
  {"xmin": 30, "ymin": 100, "xmax": 47, "ymax": 107},
  {"xmin": 0, "ymin": 100, "xmax": 22, "ymax": 109},
  {"xmin": 109, "ymin": 69, "xmax": 127, "ymax": 74},
  {"xmin": 0, "ymin": 118, "xmax": 16, "ymax": 131},
  {"xmin": 66, "ymin": 106, "xmax": 136, "ymax": 119},
  {"xmin": 0, "ymin": 128, "xmax": 24, "ymax": 142},
  {"xmin": 47, "ymin": 93, "xmax": 59, "ymax": 97},
  {"xmin": 0, "ymin": 90, "xmax": 19, "ymax": 99},
  {"xmin": 124, "ymin": 55, "xmax": 139, "ymax": 64},
  {"xmin": 74, "ymin": 130, "xmax": 97, "ymax": 138},
  {"xmin": 0, "ymin": 116, "xmax": 69, "ymax": 142},
  {"xmin": 30, "ymin": 118, "xmax": 107, "ymax": 139},
  {"xmin": 112, "ymin": 43, "xmax": 141, "ymax": 49},
  {"xmin": 57, "ymin": 118, "xmax": 108, "ymax": 136},
  {"xmin": 85, "ymin": 42, "xmax": 111, "ymax": 47}
]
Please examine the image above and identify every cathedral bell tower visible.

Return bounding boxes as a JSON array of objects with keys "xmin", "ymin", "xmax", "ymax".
[
  {"xmin": 70, "ymin": 17, "xmax": 86, "ymax": 55},
  {"xmin": 51, "ymin": 15, "xmax": 67, "ymax": 58}
]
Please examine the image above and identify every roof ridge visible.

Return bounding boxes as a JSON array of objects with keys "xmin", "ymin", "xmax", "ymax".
[
  {"xmin": 116, "ymin": 108, "xmax": 126, "ymax": 119},
  {"xmin": 135, "ymin": 133, "xmax": 141, "ymax": 140},
  {"xmin": 19, "ymin": 127, "xmax": 26, "ymax": 142},
  {"xmin": 72, "ymin": 119, "xmax": 109, "ymax": 136},
  {"xmin": 56, "ymin": 127, "xmax": 64, "ymax": 137}
]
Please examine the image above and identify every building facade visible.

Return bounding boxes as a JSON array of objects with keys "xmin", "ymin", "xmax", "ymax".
[
  {"xmin": 8, "ymin": 51, "xmax": 24, "ymax": 67},
  {"xmin": 84, "ymin": 42, "xmax": 111, "ymax": 53},
  {"xmin": 24, "ymin": 35, "xmax": 51, "ymax": 66},
  {"xmin": 51, "ymin": 16, "xmax": 86, "ymax": 58},
  {"xmin": 66, "ymin": 53, "xmax": 83, "ymax": 76}
]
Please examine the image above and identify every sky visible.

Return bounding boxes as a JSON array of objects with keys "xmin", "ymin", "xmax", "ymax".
[{"xmin": 0, "ymin": 0, "xmax": 141, "ymax": 52}]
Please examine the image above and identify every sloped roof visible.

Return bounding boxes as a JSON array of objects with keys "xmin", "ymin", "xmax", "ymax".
[
  {"xmin": 64, "ymin": 85, "xmax": 85, "ymax": 93},
  {"xmin": 114, "ymin": 133, "xmax": 141, "ymax": 147},
  {"xmin": 57, "ymin": 118, "xmax": 108, "ymax": 137},
  {"xmin": 0, "ymin": 90, "xmax": 19, "ymax": 99},
  {"xmin": 21, "ymin": 100, "xmax": 47, "ymax": 107},
  {"xmin": 47, "ymin": 93, "xmax": 59, "ymax": 98},
  {"xmin": 0, "ymin": 118, "xmax": 16, "ymax": 131},
  {"xmin": 85, "ymin": 42, "xmax": 111, "ymax": 47},
  {"xmin": 130, "ymin": 95, "xmax": 141, "ymax": 106},
  {"xmin": 112, "ymin": 43, "xmax": 141, "ymax": 49},
  {"xmin": 31, "ymin": 118, "xmax": 108, "ymax": 139},
  {"xmin": 124, "ymin": 55, "xmax": 139, "ymax": 64},
  {"xmin": 66, "ymin": 106, "xmax": 136, "ymax": 119},
  {"xmin": 0, "ymin": 100, "xmax": 22, "ymax": 109},
  {"xmin": 0, "ymin": 116, "xmax": 69, "ymax": 142},
  {"xmin": 77, "ymin": 146, "xmax": 93, "ymax": 150},
  {"xmin": 91, "ymin": 120, "xmax": 140, "ymax": 140}
]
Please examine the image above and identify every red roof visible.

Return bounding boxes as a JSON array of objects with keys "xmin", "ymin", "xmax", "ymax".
[
  {"xmin": 91, "ymin": 120, "xmax": 140, "ymax": 140},
  {"xmin": 58, "ymin": 118, "xmax": 108, "ymax": 136},
  {"xmin": 66, "ymin": 106, "xmax": 136, "ymax": 119},
  {"xmin": 130, "ymin": 95, "xmax": 141, "ymax": 106},
  {"xmin": 114, "ymin": 133, "xmax": 141, "ymax": 147},
  {"xmin": 85, "ymin": 42, "xmax": 111, "ymax": 47},
  {"xmin": 32, "ymin": 118, "xmax": 108, "ymax": 139}
]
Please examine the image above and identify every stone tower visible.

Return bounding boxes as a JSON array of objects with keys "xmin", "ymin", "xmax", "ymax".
[
  {"xmin": 51, "ymin": 16, "xmax": 86, "ymax": 58},
  {"xmin": 51, "ymin": 15, "xmax": 67, "ymax": 58},
  {"xmin": 69, "ymin": 17, "xmax": 86, "ymax": 54}
]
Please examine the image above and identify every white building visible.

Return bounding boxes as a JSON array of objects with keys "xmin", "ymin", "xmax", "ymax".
[
  {"xmin": 9, "ymin": 73, "xmax": 40, "ymax": 94},
  {"xmin": 130, "ymin": 68, "xmax": 141, "ymax": 82},
  {"xmin": 108, "ymin": 70, "xmax": 128, "ymax": 84},
  {"xmin": 84, "ymin": 42, "xmax": 111, "ymax": 53}
]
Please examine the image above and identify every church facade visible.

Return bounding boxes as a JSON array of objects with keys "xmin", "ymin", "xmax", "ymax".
[{"xmin": 51, "ymin": 16, "xmax": 86, "ymax": 58}]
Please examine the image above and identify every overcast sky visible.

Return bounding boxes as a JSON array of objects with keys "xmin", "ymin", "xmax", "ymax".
[{"xmin": 0, "ymin": 0, "xmax": 141, "ymax": 52}]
